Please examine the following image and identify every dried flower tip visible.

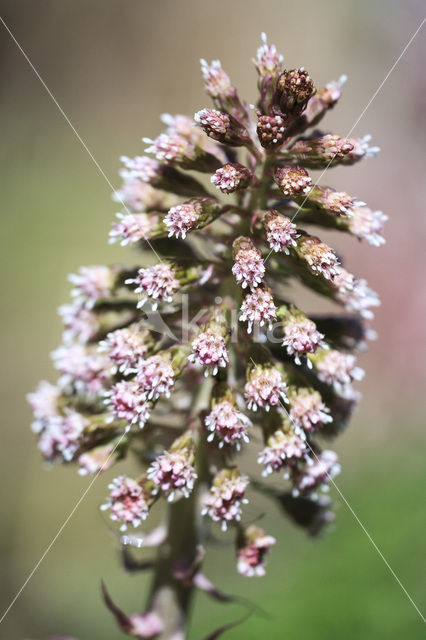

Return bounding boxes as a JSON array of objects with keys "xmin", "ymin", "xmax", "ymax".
[
  {"xmin": 194, "ymin": 108, "xmax": 250, "ymax": 146},
  {"xmin": 147, "ymin": 449, "xmax": 197, "ymax": 501},
  {"xmin": 200, "ymin": 58, "xmax": 235, "ymax": 99},
  {"xmin": 292, "ymin": 450, "xmax": 340, "ymax": 496},
  {"xmin": 264, "ymin": 210, "xmax": 298, "ymax": 254},
  {"xmin": 244, "ymin": 364, "xmax": 287, "ymax": 411},
  {"xmin": 237, "ymin": 524, "xmax": 276, "ymax": 577},
  {"xmin": 315, "ymin": 349, "xmax": 364, "ymax": 392},
  {"xmin": 258, "ymin": 428, "xmax": 307, "ymax": 476},
  {"xmin": 58, "ymin": 302, "xmax": 99, "ymax": 344},
  {"xmin": 136, "ymin": 353, "xmax": 175, "ymax": 400},
  {"xmin": 27, "ymin": 381, "xmax": 60, "ymax": 433},
  {"xmin": 257, "ymin": 114, "xmax": 286, "ymax": 149},
  {"xmin": 297, "ymin": 235, "xmax": 340, "ymax": 280},
  {"xmin": 211, "ymin": 162, "xmax": 253, "ymax": 193},
  {"xmin": 276, "ymin": 67, "xmax": 316, "ymax": 117},
  {"xmin": 38, "ymin": 410, "xmax": 87, "ymax": 462},
  {"xmin": 127, "ymin": 263, "xmax": 180, "ymax": 310},
  {"xmin": 119, "ymin": 155, "xmax": 160, "ymax": 182},
  {"xmin": 307, "ymin": 186, "xmax": 356, "ymax": 217},
  {"xmin": 188, "ymin": 327, "xmax": 229, "ymax": 376},
  {"xmin": 205, "ymin": 400, "xmax": 251, "ymax": 448},
  {"xmin": 232, "ymin": 237, "xmax": 265, "ymax": 290},
  {"xmin": 343, "ymin": 134, "xmax": 380, "ymax": 164},
  {"xmin": 164, "ymin": 201, "xmax": 202, "ymax": 239},
  {"xmin": 239, "ymin": 287, "xmax": 277, "ymax": 334},
  {"xmin": 288, "ymin": 388, "xmax": 332, "ymax": 432},
  {"xmin": 109, "ymin": 212, "xmax": 163, "ymax": 246},
  {"xmin": 274, "ymin": 165, "xmax": 312, "ymax": 197},
  {"xmin": 334, "ymin": 268, "xmax": 380, "ymax": 319},
  {"xmin": 254, "ymin": 33, "xmax": 283, "ymax": 77},
  {"xmin": 102, "ymin": 476, "xmax": 150, "ymax": 530},
  {"xmin": 69, "ymin": 266, "xmax": 115, "ymax": 308},
  {"xmin": 99, "ymin": 325, "xmax": 151, "ymax": 374},
  {"xmin": 348, "ymin": 205, "xmax": 387, "ymax": 246},
  {"xmin": 105, "ymin": 380, "xmax": 151, "ymax": 428},
  {"xmin": 202, "ymin": 469, "xmax": 249, "ymax": 531}
]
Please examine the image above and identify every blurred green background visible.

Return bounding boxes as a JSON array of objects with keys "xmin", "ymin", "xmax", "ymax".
[{"xmin": 1, "ymin": 1, "xmax": 425, "ymax": 638}]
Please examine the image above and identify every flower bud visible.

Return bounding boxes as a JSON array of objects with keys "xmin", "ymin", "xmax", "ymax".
[
  {"xmin": 244, "ymin": 363, "xmax": 287, "ymax": 411},
  {"xmin": 294, "ymin": 234, "xmax": 340, "ymax": 281},
  {"xmin": 194, "ymin": 108, "xmax": 252, "ymax": 147},
  {"xmin": 239, "ymin": 286, "xmax": 277, "ymax": 334},
  {"xmin": 236, "ymin": 524, "xmax": 276, "ymax": 577},
  {"xmin": 287, "ymin": 387, "xmax": 332, "ymax": 432},
  {"xmin": 258, "ymin": 426, "xmax": 307, "ymax": 476},
  {"xmin": 101, "ymin": 475, "xmax": 154, "ymax": 530},
  {"xmin": 205, "ymin": 387, "xmax": 251, "ymax": 449},
  {"xmin": 275, "ymin": 67, "xmax": 316, "ymax": 118},
  {"xmin": 211, "ymin": 162, "xmax": 254, "ymax": 193},
  {"xmin": 263, "ymin": 210, "xmax": 298, "ymax": 254},
  {"xmin": 232, "ymin": 236, "xmax": 265, "ymax": 290},
  {"xmin": 188, "ymin": 309, "xmax": 230, "ymax": 376},
  {"xmin": 202, "ymin": 468, "xmax": 249, "ymax": 531},
  {"xmin": 274, "ymin": 165, "xmax": 312, "ymax": 197},
  {"xmin": 257, "ymin": 114, "xmax": 287, "ymax": 149},
  {"xmin": 164, "ymin": 197, "xmax": 222, "ymax": 239},
  {"xmin": 147, "ymin": 434, "xmax": 197, "ymax": 502},
  {"xmin": 277, "ymin": 306, "xmax": 324, "ymax": 364}
]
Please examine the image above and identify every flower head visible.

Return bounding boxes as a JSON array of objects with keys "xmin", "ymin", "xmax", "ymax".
[
  {"xmin": 164, "ymin": 201, "xmax": 201, "ymax": 239},
  {"xmin": 232, "ymin": 237, "xmax": 265, "ymax": 290},
  {"xmin": 147, "ymin": 447, "xmax": 197, "ymax": 501},
  {"xmin": 105, "ymin": 380, "xmax": 151, "ymax": 428},
  {"xmin": 136, "ymin": 353, "xmax": 175, "ymax": 400},
  {"xmin": 102, "ymin": 476, "xmax": 151, "ymax": 530},
  {"xmin": 239, "ymin": 287, "xmax": 277, "ymax": 334},
  {"xmin": 258, "ymin": 428, "xmax": 307, "ymax": 475},
  {"xmin": 202, "ymin": 469, "xmax": 249, "ymax": 531},
  {"xmin": 264, "ymin": 210, "xmax": 298, "ymax": 253},
  {"xmin": 292, "ymin": 450, "xmax": 340, "ymax": 496},
  {"xmin": 288, "ymin": 388, "xmax": 332, "ymax": 432},
  {"xmin": 205, "ymin": 400, "xmax": 251, "ymax": 448},
  {"xmin": 69, "ymin": 266, "xmax": 115, "ymax": 308},
  {"xmin": 244, "ymin": 364, "xmax": 287, "ymax": 411},
  {"xmin": 237, "ymin": 524, "xmax": 276, "ymax": 577},
  {"xmin": 127, "ymin": 263, "xmax": 180, "ymax": 310},
  {"xmin": 314, "ymin": 349, "xmax": 364, "ymax": 392},
  {"xmin": 274, "ymin": 165, "xmax": 312, "ymax": 197},
  {"xmin": 189, "ymin": 327, "xmax": 229, "ymax": 376},
  {"xmin": 99, "ymin": 325, "xmax": 151, "ymax": 373},
  {"xmin": 211, "ymin": 162, "xmax": 253, "ymax": 194},
  {"xmin": 281, "ymin": 313, "xmax": 324, "ymax": 363}
]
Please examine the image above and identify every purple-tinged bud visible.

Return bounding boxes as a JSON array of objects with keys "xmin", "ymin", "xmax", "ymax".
[
  {"xmin": 232, "ymin": 237, "xmax": 265, "ymax": 290},
  {"xmin": 348, "ymin": 205, "xmax": 387, "ymax": 246},
  {"xmin": 334, "ymin": 268, "xmax": 380, "ymax": 319},
  {"xmin": 69, "ymin": 266, "xmax": 116, "ymax": 309},
  {"xmin": 211, "ymin": 162, "xmax": 254, "ymax": 194},
  {"xmin": 306, "ymin": 185, "xmax": 357, "ymax": 217},
  {"xmin": 239, "ymin": 286, "xmax": 277, "ymax": 334},
  {"xmin": 164, "ymin": 197, "xmax": 222, "ymax": 239},
  {"xmin": 109, "ymin": 212, "xmax": 166, "ymax": 246},
  {"xmin": 278, "ymin": 307, "xmax": 324, "ymax": 364},
  {"xmin": 291, "ymin": 450, "xmax": 340, "ymax": 496},
  {"xmin": 202, "ymin": 468, "xmax": 249, "ymax": 531},
  {"xmin": 257, "ymin": 114, "xmax": 287, "ymax": 150},
  {"xmin": 136, "ymin": 353, "xmax": 175, "ymax": 401},
  {"xmin": 194, "ymin": 108, "xmax": 251, "ymax": 147},
  {"xmin": 258, "ymin": 427, "xmax": 307, "ymax": 476},
  {"xmin": 276, "ymin": 67, "xmax": 316, "ymax": 117},
  {"xmin": 105, "ymin": 380, "xmax": 152, "ymax": 428},
  {"xmin": 274, "ymin": 165, "xmax": 313, "ymax": 197},
  {"xmin": 58, "ymin": 302, "xmax": 99, "ymax": 344},
  {"xmin": 27, "ymin": 381, "xmax": 60, "ymax": 433},
  {"xmin": 101, "ymin": 475, "xmax": 153, "ymax": 530},
  {"xmin": 147, "ymin": 434, "xmax": 197, "ymax": 501},
  {"xmin": 37, "ymin": 410, "xmax": 87, "ymax": 462},
  {"xmin": 312, "ymin": 348, "xmax": 364, "ymax": 392},
  {"xmin": 237, "ymin": 524, "xmax": 276, "ymax": 578},
  {"xmin": 205, "ymin": 394, "xmax": 251, "ymax": 449},
  {"xmin": 254, "ymin": 33, "xmax": 283, "ymax": 78},
  {"xmin": 263, "ymin": 210, "xmax": 299, "ymax": 254},
  {"xmin": 295, "ymin": 235, "xmax": 340, "ymax": 281},
  {"xmin": 99, "ymin": 325, "xmax": 152, "ymax": 374},
  {"xmin": 244, "ymin": 364, "xmax": 287, "ymax": 411},
  {"xmin": 288, "ymin": 387, "xmax": 332, "ymax": 432}
]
